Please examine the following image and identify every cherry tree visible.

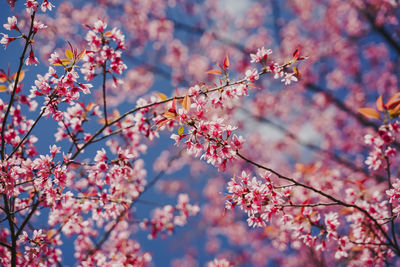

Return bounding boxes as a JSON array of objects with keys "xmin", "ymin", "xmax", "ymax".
[{"xmin": 1, "ymin": 0, "xmax": 400, "ymax": 266}]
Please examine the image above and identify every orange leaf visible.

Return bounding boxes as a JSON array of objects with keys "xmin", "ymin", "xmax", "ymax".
[
  {"xmin": 78, "ymin": 49, "xmax": 86, "ymax": 60},
  {"xmin": 247, "ymin": 83, "xmax": 261, "ymax": 89},
  {"xmin": 52, "ymin": 59, "xmax": 71, "ymax": 66},
  {"xmin": 182, "ymin": 93, "xmax": 191, "ymax": 112},
  {"xmin": 10, "ymin": 70, "xmax": 25, "ymax": 83},
  {"xmin": 388, "ymin": 99, "xmax": 400, "ymax": 110},
  {"xmin": 61, "ymin": 59, "xmax": 71, "ymax": 65},
  {"xmin": 386, "ymin": 93, "xmax": 400, "ymax": 109},
  {"xmin": 387, "ymin": 93, "xmax": 400, "ymax": 109},
  {"xmin": 223, "ymin": 55, "xmax": 229, "ymax": 69},
  {"xmin": 376, "ymin": 95, "xmax": 384, "ymax": 111},
  {"xmin": 155, "ymin": 92, "xmax": 168, "ymax": 101},
  {"xmin": 357, "ymin": 108, "xmax": 380, "ymax": 119},
  {"xmin": 155, "ymin": 118, "xmax": 168, "ymax": 132},
  {"xmin": 0, "ymin": 85, "xmax": 7, "ymax": 92},
  {"xmin": 86, "ymin": 102, "xmax": 94, "ymax": 111},
  {"xmin": 206, "ymin": 69, "xmax": 222, "ymax": 75},
  {"xmin": 164, "ymin": 111, "xmax": 176, "ymax": 120},
  {"xmin": 171, "ymin": 97, "xmax": 176, "ymax": 110}
]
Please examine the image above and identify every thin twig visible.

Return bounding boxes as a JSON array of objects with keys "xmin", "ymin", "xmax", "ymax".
[
  {"xmin": 1, "ymin": 12, "xmax": 36, "ymax": 160},
  {"xmin": 236, "ymin": 150, "xmax": 400, "ymax": 255}
]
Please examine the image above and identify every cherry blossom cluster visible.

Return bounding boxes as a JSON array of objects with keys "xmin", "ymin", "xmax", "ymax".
[
  {"xmin": 81, "ymin": 20, "xmax": 127, "ymax": 84},
  {"xmin": 77, "ymin": 221, "xmax": 152, "ymax": 266},
  {"xmin": 140, "ymin": 193, "xmax": 199, "ymax": 239},
  {"xmin": 17, "ymin": 229, "xmax": 62, "ymax": 266},
  {"xmin": 29, "ymin": 64, "xmax": 92, "ymax": 120},
  {"xmin": 25, "ymin": 0, "xmax": 54, "ymax": 14},
  {"xmin": 249, "ymin": 46, "xmax": 303, "ymax": 85},
  {"xmin": 225, "ymin": 171, "xmax": 284, "ymax": 227},
  {"xmin": 162, "ymin": 81, "xmax": 256, "ymax": 171},
  {"xmin": 364, "ymin": 122, "xmax": 399, "ymax": 170},
  {"xmin": 207, "ymin": 258, "xmax": 232, "ymax": 267},
  {"xmin": 3, "ymin": 0, "xmax": 400, "ymax": 265},
  {"xmin": 222, "ymin": 164, "xmax": 397, "ymax": 264}
]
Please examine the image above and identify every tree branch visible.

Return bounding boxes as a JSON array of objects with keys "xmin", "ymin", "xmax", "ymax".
[{"xmin": 236, "ymin": 150, "xmax": 400, "ymax": 255}]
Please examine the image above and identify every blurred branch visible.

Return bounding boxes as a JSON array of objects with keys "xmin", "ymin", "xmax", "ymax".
[
  {"xmin": 305, "ymin": 83, "xmax": 379, "ymax": 130},
  {"xmin": 242, "ymin": 109, "xmax": 376, "ymax": 177},
  {"xmin": 359, "ymin": 8, "xmax": 400, "ymax": 55}
]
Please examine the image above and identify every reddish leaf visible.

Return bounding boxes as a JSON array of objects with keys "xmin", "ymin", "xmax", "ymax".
[
  {"xmin": 155, "ymin": 118, "xmax": 168, "ymax": 132},
  {"xmin": 171, "ymin": 97, "xmax": 176, "ymax": 110},
  {"xmin": 386, "ymin": 93, "xmax": 400, "ymax": 109},
  {"xmin": 293, "ymin": 48, "xmax": 299, "ymax": 59},
  {"xmin": 78, "ymin": 48, "xmax": 86, "ymax": 60},
  {"xmin": 0, "ymin": 85, "xmax": 7, "ymax": 92},
  {"xmin": 357, "ymin": 108, "xmax": 380, "ymax": 119},
  {"xmin": 223, "ymin": 55, "xmax": 229, "ymax": 70}
]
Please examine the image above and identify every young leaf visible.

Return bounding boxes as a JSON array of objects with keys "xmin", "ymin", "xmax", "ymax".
[
  {"xmin": 206, "ymin": 69, "xmax": 222, "ymax": 75},
  {"xmin": 386, "ymin": 93, "xmax": 400, "ymax": 109},
  {"xmin": 154, "ymin": 118, "xmax": 168, "ymax": 132},
  {"xmin": 164, "ymin": 111, "xmax": 176, "ymax": 120},
  {"xmin": 376, "ymin": 95, "xmax": 384, "ymax": 112},
  {"xmin": 293, "ymin": 48, "xmax": 300, "ymax": 59},
  {"xmin": 182, "ymin": 93, "xmax": 191, "ymax": 112},
  {"xmin": 171, "ymin": 97, "xmax": 176, "ymax": 110},
  {"xmin": 65, "ymin": 49, "xmax": 74, "ymax": 60},
  {"xmin": 155, "ymin": 92, "xmax": 168, "ymax": 101},
  {"xmin": 78, "ymin": 49, "xmax": 86, "ymax": 60},
  {"xmin": 10, "ymin": 70, "xmax": 26, "ymax": 83},
  {"xmin": 357, "ymin": 108, "xmax": 380, "ymax": 119},
  {"xmin": 178, "ymin": 125, "xmax": 184, "ymax": 135},
  {"xmin": 247, "ymin": 83, "xmax": 261, "ymax": 89},
  {"xmin": 223, "ymin": 55, "xmax": 229, "ymax": 70},
  {"xmin": 293, "ymin": 67, "xmax": 301, "ymax": 79}
]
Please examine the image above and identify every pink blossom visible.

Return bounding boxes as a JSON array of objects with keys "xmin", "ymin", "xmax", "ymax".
[
  {"xmin": 0, "ymin": 34, "xmax": 15, "ymax": 48},
  {"xmin": 40, "ymin": 0, "xmax": 54, "ymax": 12},
  {"xmin": 281, "ymin": 72, "xmax": 298, "ymax": 85},
  {"xmin": 250, "ymin": 46, "xmax": 272, "ymax": 63},
  {"xmin": 3, "ymin": 16, "xmax": 18, "ymax": 31},
  {"xmin": 25, "ymin": 0, "xmax": 38, "ymax": 14},
  {"xmin": 25, "ymin": 50, "xmax": 39, "ymax": 66}
]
